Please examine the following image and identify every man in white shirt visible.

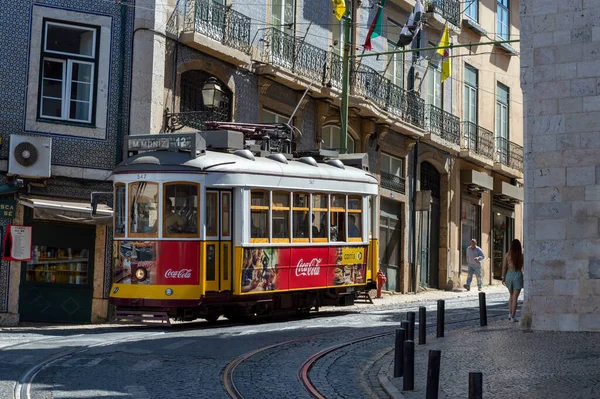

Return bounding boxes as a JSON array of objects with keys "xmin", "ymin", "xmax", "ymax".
[{"xmin": 464, "ymin": 238, "xmax": 485, "ymax": 292}]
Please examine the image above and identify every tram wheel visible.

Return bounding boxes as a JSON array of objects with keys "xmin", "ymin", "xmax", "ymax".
[{"xmin": 204, "ymin": 312, "xmax": 221, "ymax": 323}]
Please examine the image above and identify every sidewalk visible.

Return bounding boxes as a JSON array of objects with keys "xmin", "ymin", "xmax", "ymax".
[{"xmin": 378, "ymin": 319, "xmax": 600, "ymax": 399}]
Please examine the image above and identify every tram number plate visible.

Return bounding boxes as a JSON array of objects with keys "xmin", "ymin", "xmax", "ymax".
[{"xmin": 128, "ymin": 135, "xmax": 193, "ymax": 152}]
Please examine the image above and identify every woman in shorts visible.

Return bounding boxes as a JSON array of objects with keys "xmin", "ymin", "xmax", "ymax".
[{"xmin": 502, "ymin": 239, "xmax": 524, "ymax": 322}]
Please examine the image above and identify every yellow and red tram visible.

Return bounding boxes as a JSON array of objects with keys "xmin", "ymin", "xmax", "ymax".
[{"xmin": 109, "ymin": 124, "xmax": 379, "ymax": 322}]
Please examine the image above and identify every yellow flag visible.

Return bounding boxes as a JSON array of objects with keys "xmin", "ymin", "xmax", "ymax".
[
  {"xmin": 437, "ymin": 24, "xmax": 451, "ymax": 82},
  {"xmin": 332, "ymin": 0, "xmax": 346, "ymax": 20}
]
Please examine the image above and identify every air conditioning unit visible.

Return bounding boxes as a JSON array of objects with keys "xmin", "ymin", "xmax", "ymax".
[{"xmin": 8, "ymin": 135, "xmax": 52, "ymax": 179}]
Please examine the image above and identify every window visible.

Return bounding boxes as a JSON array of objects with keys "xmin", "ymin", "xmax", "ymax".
[
  {"xmin": 129, "ymin": 182, "xmax": 158, "ymax": 237},
  {"xmin": 312, "ymin": 193, "xmax": 328, "ymax": 242},
  {"xmin": 427, "ymin": 62, "xmax": 442, "ymax": 108},
  {"xmin": 293, "ymin": 193, "xmax": 310, "ymax": 242},
  {"xmin": 321, "ymin": 125, "xmax": 355, "ymax": 153},
  {"xmin": 261, "ymin": 108, "xmax": 291, "ymax": 125},
  {"xmin": 381, "ymin": 153, "xmax": 404, "ymax": 177},
  {"xmin": 272, "ymin": 0, "xmax": 295, "ymax": 35},
  {"xmin": 461, "ymin": 200, "xmax": 481, "ymax": 270},
  {"xmin": 330, "ymin": 194, "xmax": 346, "ymax": 242},
  {"xmin": 465, "ymin": 0, "xmax": 478, "ymax": 22},
  {"xmin": 348, "ymin": 196, "xmax": 362, "ymax": 241},
  {"xmin": 27, "ymin": 246, "xmax": 89, "ymax": 284},
  {"xmin": 385, "ymin": 20, "xmax": 404, "ymax": 88},
  {"xmin": 464, "ymin": 64, "xmax": 478, "ymax": 148},
  {"xmin": 250, "ymin": 190, "xmax": 269, "ymax": 242},
  {"xmin": 222, "ymin": 192, "xmax": 231, "ymax": 238},
  {"xmin": 39, "ymin": 20, "xmax": 98, "ymax": 124},
  {"xmin": 114, "ymin": 184, "xmax": 126, "ymax": 237},
  {"xmin": 495, "ymin": 83, "xmax": 509, "ymax": 162},
  {"xmin": 163, "ymin": 183, "xmax": 199, "ymax": 237},
  {"xmin": 272, "ymin": 191, "xmax": 290, "ymax": 242},
  {"xmin": 497, "ymin": 0, "xmax": 509, "ymax": 40},
  {"xmin": 206, "ymin": 192, "xmax": 219, "ymax": 237}
]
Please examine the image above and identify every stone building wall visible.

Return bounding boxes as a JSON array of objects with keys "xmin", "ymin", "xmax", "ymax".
[{"xmin": 521, "ymin": 0, "xmax": 600, "ymax": 331}]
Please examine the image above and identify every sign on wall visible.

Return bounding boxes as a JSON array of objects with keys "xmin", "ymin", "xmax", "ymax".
[
  {"xmin": 0, "ymin": 200, "xmax": 16, "ymax": 219},
  {"xmin": 2, "ymin": 225, "xmax": 32, "ymax": 262}
]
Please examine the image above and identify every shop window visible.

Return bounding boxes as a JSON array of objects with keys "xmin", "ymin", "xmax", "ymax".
[
  {"xmin": 114, "ymin": 183, "xmax": 126, "ymax": 237},
  {"xmin": 206, "ymin": 191, "xmax": 219, "ymax": 237},
  {"xmin": 222, "ymin": 192, "xmax": 231, "ymax": 238},
  {"xmin": 348, "ymin": 195, "xmax": 362, "ymax": 241},
  {"xmin": 250, "ymin": 190, "xmax": 269, "ymax": 243},
  {"xmin": 312, "ymin": 193, "xmax": 328, "ymax": 242},
  {"xmin": 461, "ymin": 200, "xmax": 481, "ymax": 271},
  {"xmin": 129, "ymin": 182, "xmax": 158, "ymax": 237},
  {"xmin": 163, "ymin": 183, "xmax": 199, "ymax": 237},
  {"xmin": 27, "ymin": 246, "xmax": 89, "ymax": 284},
  {"xmin": 272, "ymin": 191, "xmax": 290, "ymax": 242},
  {"xmin": 330, "ymin": 194, "xmax": 346, "ymax": 242},
  {"xmin": 293, "ymin": 192, "xmax": 310, "ymax": 242}
]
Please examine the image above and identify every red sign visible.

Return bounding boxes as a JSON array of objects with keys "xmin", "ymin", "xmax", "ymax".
[{"xmin": 2, "ymin": 225, "xmax": 32, "ymax": 262}]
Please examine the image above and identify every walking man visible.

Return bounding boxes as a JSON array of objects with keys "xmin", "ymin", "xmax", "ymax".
[{"xmin": 464, "ymin": 239, "xmax": 485, "ymax": 292}]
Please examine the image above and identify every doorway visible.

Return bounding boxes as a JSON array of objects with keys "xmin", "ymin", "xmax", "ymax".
[
  {"xmin": 205, "ymin": 190, "xmax": 233, "ymax": 292},
  {"xmin": 419, "ymin": 161, "xmax": 441, "ymax": 289},
  {"xmin": 379, "ymin": 198, "xmax": 402, "ymax": 292}
]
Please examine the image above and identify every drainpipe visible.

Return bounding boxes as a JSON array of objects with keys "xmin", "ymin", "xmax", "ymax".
[
  {"xmin": 0, "ymin": 179, "xmax": 24, "ymax": 195},
  {"xmin": 116, "ymin": 2, "xmax": 127, "ymax": 165},
  {"xmin": 411, "ymin": 141, "xmax": 418, "ymax": 293}
]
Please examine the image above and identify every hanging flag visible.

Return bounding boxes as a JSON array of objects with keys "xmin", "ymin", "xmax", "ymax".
[
  {"xmin": 396, "ymin": 0, "xmax": 424, "ymax": 47},
  {"xmin": 363, "ymin": 0, "xmax": 387, "ymax": 51},
  {"xmin": 331, "ymin": 0, "xmax": 346, "ymax": 20},
  {"xmin": 437, "ymin": 24, "xmax": 451, "ymax": 82}
]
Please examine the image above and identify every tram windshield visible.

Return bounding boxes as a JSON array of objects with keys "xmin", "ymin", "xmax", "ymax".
[{"xmin": 163, "ymin": 183, "xmax": 199, "ymax": 236}]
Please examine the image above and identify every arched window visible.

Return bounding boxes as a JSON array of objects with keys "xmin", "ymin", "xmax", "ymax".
[
  {"xmin": 179, "ymin": 70, "xmax": 232, "ymax": 130},
  {"xmin": 321, "ymin": 125, "xmax": 355, "ymax": 153}
]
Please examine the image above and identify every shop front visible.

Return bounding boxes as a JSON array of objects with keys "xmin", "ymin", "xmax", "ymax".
[{"xmin": 491, "ymin": 180, "xmax": 523, "ymax": 280}]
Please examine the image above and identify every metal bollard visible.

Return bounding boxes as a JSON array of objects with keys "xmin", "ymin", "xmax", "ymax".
[
  {"xmin": 407, "ymin": 311, "xmax": 415, "ymax": 341},
  {"xmin": 419, "ymin": 306, "xmax": 427, "ymax": 345},
  {"xmin": 403, "ymin": 340, "xmax": 415, "ymax": 391},
  {"xmin": 479, "ymin": 292, "xmax": 487, "ymax": 327},
  {"xmin": 468, "ymin": 372, "xmax": 483, "ymax": 399},
  {"xmin": 436, "ymin": 300, "xmax": 445, "ymax": 338},
  {"xmin": 401, "ymin": 320, "xmax": 409, "ymax": 337},
  {"xmin": 426, "ymin": 350, "xmax": 441, "ymax": 399},
  {"xmin": 393, "ymin": 328, "xmax": 406, "ymax": 378}
]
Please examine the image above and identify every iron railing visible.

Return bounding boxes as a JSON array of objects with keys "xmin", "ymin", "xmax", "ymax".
[
  {"xmin": 495, "ymin": 136, "xmax": 523, "ymax": 171},
  {"xmin": 381, "ymin": 171, "xmax": 406, "ymax": 194},
  {"xmin": 184, "ymin": 0, "xmax": 251, "ymax": 53},
  {"xmin": 425, "ymin": 104, "xmax": 460, "ymax": 144},
  {"xmin": 427, "ymin": 0, "xmax": 461, "ymax": 26},
  {"xmin": 461, "ymin": 122, "xmax": 494, "ymax": 158},
  {"xmin": 262, "ymin": 28, "xmax": 329, "ymax": 83},
  {"xmin": 163, "ymin": 108, "xmax": 230, "ymax": 132}
]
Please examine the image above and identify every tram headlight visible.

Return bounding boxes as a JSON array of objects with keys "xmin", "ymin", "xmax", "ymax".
[
  {"xmin": 135, "ymin": 267, "xmax": 147, "ymax": 282},
  {"xmin": 165, "ymin": 288, "xmax": 173, "ymax": 296}
]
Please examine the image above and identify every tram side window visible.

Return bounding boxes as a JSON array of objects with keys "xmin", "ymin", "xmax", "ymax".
[
  {"xmin": 129, "ymin": 182, "xmax": 159, "ymax": 236},
  {"xmin": 312, "ymin": 193, "xmax": 328, "ymax": 242},
  {"xmin": 293, "ymin": 193, "xmax": 309, "ymax": 242},
  {"xmin": 163, "ymin": 183, "xmax": 199, "ymax": 237},
  {"xmin": 250, "ymin": 190, "xmax": 269, "ymax": 242},
  {"xmin": 272, "ymin": 191, "xmax": 290, "ymax": 242},
  {"xmin": 115, "ymin": 184, "xmax": 126, "ymax": 237},
  {"xmin": 348, "ymin": 196, "xmax": 362, "ymax": 241},
  {"xmin": 330, "ymin": 194, "xmax": 346, "ymax": 242}
]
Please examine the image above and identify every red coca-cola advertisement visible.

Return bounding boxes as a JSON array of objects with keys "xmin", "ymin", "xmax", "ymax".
[
  {"xmin": 112, "ymin": 241, "xmax": 200, "ymax": 285},
  {"xmin": 241, "ymin": 246, "xmax": 367, "ymax": 293}
]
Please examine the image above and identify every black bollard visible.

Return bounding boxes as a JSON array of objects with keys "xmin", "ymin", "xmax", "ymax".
[
  {"xmin": 407, "ymin": 311, "xmax": 415, "ymax": 341},
  {"xmin": 479, "ymin": 292, "xmax": 487, "ymax": 327},
  {"xmin": 393, "ymin": 328, "xmax": 406, "ymax": 378},
  {"xmin": 401, "ymin": 320, "xmax": 409, "ymax": 337},
  {"xmin": 436, "ymin": 300, "xmax": 445, "ymax": 338},
  {"xmin": 403, "ymin": 340, "xmax": 415, "ymax": 391},
  {"xmin": 419, "ymin": 306, "xmax": 427, "ymax": 345},
  {"xmin": 468, "ymin": 372, "xmax": 483, "ymax": 399},
  {"xmin": 426, "ymin": 350, "xmax": 441, "ymax": 399}
]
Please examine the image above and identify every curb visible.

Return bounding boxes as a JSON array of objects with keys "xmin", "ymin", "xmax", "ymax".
[{"xmin": 379, "ymin": 371, "xmax": 406, "ymax": 399}]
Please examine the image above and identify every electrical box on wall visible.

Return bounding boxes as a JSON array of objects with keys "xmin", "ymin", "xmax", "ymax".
[{"xmin": 8, "ymin": 134, "xmax": 52, "ymax": 179}]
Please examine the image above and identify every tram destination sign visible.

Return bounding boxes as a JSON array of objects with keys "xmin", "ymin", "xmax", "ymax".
[{"xmin": 126, "ymin": 133, "xmax": 205, "ymax": 158}]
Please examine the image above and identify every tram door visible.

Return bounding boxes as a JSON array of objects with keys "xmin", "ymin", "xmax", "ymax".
[{"xmin": 205, "ymin": 190, "xmax": 233, "ymax": 292}]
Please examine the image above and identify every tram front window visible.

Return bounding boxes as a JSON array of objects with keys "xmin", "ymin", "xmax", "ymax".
[
  {"xmin": 115, "ymin": 184, "xmax": 126, "ymax": 236},
  {"xmin": 163, "ymin": 183, "xmax": 199, "ymax": 237},
  {"xmin": 129, "ymin": 182, "xmax": 158, "ymax": 236}
]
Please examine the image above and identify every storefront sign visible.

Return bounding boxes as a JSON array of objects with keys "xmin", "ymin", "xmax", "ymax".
[
  {"xmin": 0, "ymin": 200, "xmax": 16, "ymax": 218},
  {"xmin": 2, "ymin": 225, "xmax": 32, "ymax": 261}
]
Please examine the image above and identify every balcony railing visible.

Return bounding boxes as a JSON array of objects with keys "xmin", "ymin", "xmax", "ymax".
[
  {"xmin": 381, "ymin": 171, "xmax": 406, "ymax": 194},
  {"xmin": 427, "ymin": 0, "xmax": 461, "ymax": 26},
  {"xmin": 495, "ymin": 137, "xmax": 523, "ymax": 171},
  {"xmin": 262, "ymin": 28, "xmax": 329, "ymax": 83},
  {"xmin": 461, "ymin": 122, "xmax": 494, "ymax": 159},
  {"xmin": 184, "ymin": 0, "xmax": 251, "ymax": 54},
  {"xmin": 425, "ymin": 104, "xmax": 460, "ymax": 145}
]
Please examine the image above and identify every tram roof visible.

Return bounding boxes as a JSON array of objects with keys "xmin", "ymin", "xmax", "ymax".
[{"xmin": 115, "ymin": 150, "xmax": 378, "ymax": 186}]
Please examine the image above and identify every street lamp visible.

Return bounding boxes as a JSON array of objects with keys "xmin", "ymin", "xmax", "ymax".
[{"xmin": 202, "ymin": 77, "xmax": 223, "ymax": 109}]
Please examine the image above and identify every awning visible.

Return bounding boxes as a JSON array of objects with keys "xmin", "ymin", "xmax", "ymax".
[
  {"xmin": 461, "ymin": 170, "xmax": 493, "ymax": 192},
  {"xmin": 493, "ymin": 180, "xmax": 524, "ymax": 203},
  {"xmin": 20, "ymin": 196, "xmax": 113, "ymax": 225}
]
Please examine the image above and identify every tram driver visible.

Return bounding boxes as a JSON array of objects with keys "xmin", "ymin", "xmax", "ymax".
[{"xmin": 165, "ymin": 201, "xmax": 187, "ymax": 234}]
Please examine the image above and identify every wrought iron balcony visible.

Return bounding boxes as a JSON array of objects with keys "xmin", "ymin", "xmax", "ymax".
[
  {"xmin": 163, "ymin": 108, "xmax": 230, "ymax": 132},
  {"xmin": 461, "ymin": 122, "xmax": 494, "ymax": 158},
  {"xmin": 351, "ymin": 64, "xmax": 425, "ymax": 129},
  {"xmin": 427, "ymin": 0, "xmax": 461, "ymax": 27},
  {"xmin": 325, "ymin": 52, "xmax": 343, "ymax": 89},
  {"xmin": 495, "ymin": 137, "xmax": 523, "ymax": 171},
  {"xmin": 425, "ymin": 104, "xmax": 460, "ymax": 145},
  {"xmin": 380, "ymin": 171, "xmax": 406, "ymax": 194},
  {"xmin": 184, "ymin": 0, "xmax": 251, "ymax": 54},
  {"xmin": 262, "ymin": 28, "xmax": 329, "ymax": 83}
]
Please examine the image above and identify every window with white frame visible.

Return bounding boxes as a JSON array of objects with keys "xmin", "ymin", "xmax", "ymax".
[
  {"xmin": 321, "ymin": 125, "xmax": 355, "ymax": 153},
  {"xmin": 380, "ymin": 153, "xmax": 404, "ymax": 177},
  {"xmin": 331, "ymin": 15, "xmax": 344, "ymax": 57},
  {"xmin": 427, "ymin": 62, "xmax": 442, "ymax": 108},
  {"xmin": 272, "ymin": 0, "xmax": 295, "ymax": 35},
  {"xmin": 39, "ymin": 20, "xmax": 98, "ymax": 124},
  {"xmin": 497, "ymin": 0, "xmax": 509, "ymax": 40},
  {"xmin": 385, "ymin": 20, "xmax": 404, "ymax": 88},
  {"xmin": 495, "ymin": 83, "xmax": 509, "ymax": 161},
  {"xmin": 465, "ymin": 0, "xmax": 478, "ymax": 22},
  {"xmin": 463, "ymin": 64, "xmax": 478, "ymax": 148}
]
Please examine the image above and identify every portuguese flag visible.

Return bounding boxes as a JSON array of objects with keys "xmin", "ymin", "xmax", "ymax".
[{"xmin": 363, "ymin": 0, "xmax": 386, "ymax": 51}]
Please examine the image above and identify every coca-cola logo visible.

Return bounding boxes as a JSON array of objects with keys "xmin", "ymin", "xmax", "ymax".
[
  {"xmin": 295, "ymin": 258, "xmax": 321, "ymax": 277},
  {"xmin": 164, "ymin": 268, "xmax": 192, "ymax": 279}
]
